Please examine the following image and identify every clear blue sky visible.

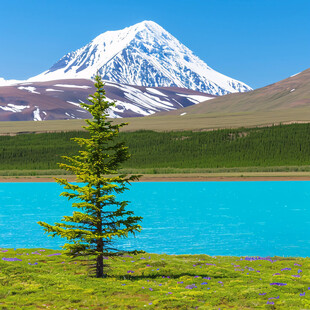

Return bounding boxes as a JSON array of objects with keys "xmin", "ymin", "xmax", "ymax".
[{"xmin": 1, "ymin": 0, "xmax": 309, "ymax": 89}]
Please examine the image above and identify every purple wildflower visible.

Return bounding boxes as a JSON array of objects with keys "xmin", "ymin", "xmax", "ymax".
[
  {"xmin": 149, "ymin": 288, "xmax": 153, "ymax": 291},
  {"xmin": 185, "ymin": 284, "xmax": 197, "ymax": 289},
  {"xmin": 2, "ymin": 257, "xmax": 22, "ymax": 262},
  {"xmin": 127, "ymin": 270, "xmax": 134, "ymax": 274},
  {"xmin": 47, "ymin": 253, "xmax": 61, "ymax": 257},
  {"xmin": 267, "ymin": 301, "xmax": 274, "ymax": 305},
  {"xmin": 218, "ymin": 281, "xmax": 223, "ymax": 284},
  {"xmin": 281, "ymin": 268, "xmax": 291, "ymax": 271},
  {"xmin": 298, "ymin": 269, "xmax": 302, "ymax": 273},
  {"xmin": 300, "ymin": 293, "xmax": 305, "ymax": 296},
  {"xmin": 270, "ymin": 283, "xmax": 287, "ymax": 286},
  {"xmin": 31, "ymin": 251, "xmax": 41, "ymax": 255},
  {"xmin": 201, "ymin": 282, "xmax": 208, "ymax": 285},
  {"xmin": 194, "ymin": 276, "xmax": 200, "ymax": 278},
  {"xmin": 294, "ymin": 263, "xmax": 302, "ymax": 266},
  {"xmin": 259, "ymin": 293, "xmax": 267, "ymax": 295},
  {"xmin": 273, "ymin": 273, "xmax": 280, "ymax": 276},
  {"xmin": 177, "ymin": 281, "xmax": 183, "ymax": 284},
  {"xmin": 203, "ymin": 277, "xmax": 211, "ymax": 280}
]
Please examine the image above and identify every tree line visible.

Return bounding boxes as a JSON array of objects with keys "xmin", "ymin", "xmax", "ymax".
[{"xmin": 0, "ymin": 123, "xmax": 310, "ymax": 170}]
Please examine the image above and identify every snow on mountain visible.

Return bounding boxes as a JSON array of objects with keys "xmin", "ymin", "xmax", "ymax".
[
  {"xmin": 0, "ymin": 79, "xmax": 214, "ymax": 121},
  {"xmin": 0, "ymin": 77, "xmax": 23, "ymax": 86},
  {"xmin": 29, "ymin": 21, "xmax": 252, "ymax": 96}
]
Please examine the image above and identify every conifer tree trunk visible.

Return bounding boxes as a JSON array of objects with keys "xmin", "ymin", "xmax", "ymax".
[
  {"xmin": 96, "ymin": 248, "xmax": 104, "ymax": 277},
  {"xmin": 96, "ymin": 193, "xmax": 105, "ymax": 277}
]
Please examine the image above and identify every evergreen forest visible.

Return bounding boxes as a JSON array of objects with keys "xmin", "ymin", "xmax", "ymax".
[{"xmin": 0, "ymin": 123, "xmax": 309, "ymax": 172}]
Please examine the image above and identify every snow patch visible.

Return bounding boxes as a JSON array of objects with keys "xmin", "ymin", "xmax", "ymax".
[
  {"xmin": 33, "ymin": 107, "xmax": 42, "ymax": 121},
  {"xmin": 0, "ymin": 104, "xmax": 30, "ymax": 113},
  {"xmin": 146, "ymin": 88, "xmax": 168, "ymax": 97},
  {"xmin": 67, "ymin": 101, "xmax": 81, "ymax": 107},
  {"xmin": 54, "ymin": 84, "xmax": 91, "ymax": 89},
  {"xmin": 290, "ymin": 72, "xmax": 301, "ymax": 78},
  {"xmin": 290, "ymin": 88, "xmax": 295, "ymax": 92},
  {"xmin": 45, "ymin": 88, "xmax": 64, "ymax": 92},
  {"xmin": 18, "ymin": 86, "xmax": 40, "ymax": 94},
  {"xmin": 0, "ymin": 78, "xmax": 23, "ymax": 86},
  {"xmin": 180, "ymin": 112, "xmax": 187, "ymax": 116},
  {"xmin": 177, "ymin": 94, "xmax": 214, "ymax": 104},
  {"xmin": 65, "ymin": 112, "xmax": 76, "ymax": 119}
]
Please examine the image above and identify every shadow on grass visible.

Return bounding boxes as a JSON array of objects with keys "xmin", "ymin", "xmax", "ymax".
[{"xmin": 115, "ymin": 272, "xmax": 233, "ymax": 281}]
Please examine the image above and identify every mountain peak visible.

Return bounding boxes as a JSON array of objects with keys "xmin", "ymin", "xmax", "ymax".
[
  {"xmin": 28, "ymin": 21, "xmax": 252, "ymax": 95},
  {"xmin": 135, "ymin": 20, "xmax": 164, "ymax": 31}
]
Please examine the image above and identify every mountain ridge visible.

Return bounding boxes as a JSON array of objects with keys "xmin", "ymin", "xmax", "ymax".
[{"xmin": 156, "ymin": 67, "xmax": 310, "ymax": 116}]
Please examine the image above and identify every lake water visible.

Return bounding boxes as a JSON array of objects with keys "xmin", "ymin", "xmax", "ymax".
[{"xmin": 0, "ymin": 181, "xmax": 310, "ymax": 257}]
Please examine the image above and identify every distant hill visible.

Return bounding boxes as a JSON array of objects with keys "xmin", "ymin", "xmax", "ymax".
[
  {"xmin": 0, "ymin": 79, "xmax": 213, "ymax": 121},
  {"xmin": 158, "ymin": 68, "xmax": 310, "ymax": 116}
]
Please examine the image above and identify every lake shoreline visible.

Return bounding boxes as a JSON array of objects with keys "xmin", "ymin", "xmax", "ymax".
[{"xmin": 1, "ymin": 174, "xmax": 310, "ymax": 182}]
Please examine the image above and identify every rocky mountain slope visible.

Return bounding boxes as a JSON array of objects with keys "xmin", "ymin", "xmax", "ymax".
[{"xmin": 0, "ymin": 79, "xmax": 214, "ymax": 121}]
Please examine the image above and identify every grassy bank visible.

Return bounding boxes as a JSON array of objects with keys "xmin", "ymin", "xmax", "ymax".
[
  {"xmin": 1, "ymin": 249, "xmax": 310, "ymax": 309},
  {"xmin": 0, "ymin": 123, "xmax": 310, "ymax": 172},
  {"xmin": 0, "ymin": 108, "xmax": 310, "ymax": 134}
]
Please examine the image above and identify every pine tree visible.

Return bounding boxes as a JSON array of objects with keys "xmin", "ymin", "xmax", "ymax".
[{"xmin": 38, "ymin": 75, "xmax": 142, "ymax": 278}]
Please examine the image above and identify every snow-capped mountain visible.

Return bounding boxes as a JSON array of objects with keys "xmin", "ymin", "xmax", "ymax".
[{"xmin": 29, "ymin": 21, "xmax": 252, "ymax": 96}]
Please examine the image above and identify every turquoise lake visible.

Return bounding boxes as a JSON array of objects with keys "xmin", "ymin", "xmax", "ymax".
[{"xmin": 0, "ymin": 181, "xmax": 309, "ymax": 257}]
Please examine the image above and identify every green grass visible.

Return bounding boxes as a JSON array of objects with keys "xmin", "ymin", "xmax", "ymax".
[
  {"xmin": 1, "ymin": 249, "xmax": 310, "ymax": 309},
  {"xmin": 0, "ymin": 108, "xmax": 310, "ymax": 134}
]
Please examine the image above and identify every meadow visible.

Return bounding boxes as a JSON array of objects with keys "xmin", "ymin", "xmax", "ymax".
[
  {"xmin": 0, "ymin": 123, "xmax": 310, "ymax": 173},
  {"xmin": 0, "ymin": 107, "xmax": 310, "ymax": 134},
  {"xmin": 1, "ymin": 249, "xmax": 309, "ymax": 309}
]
